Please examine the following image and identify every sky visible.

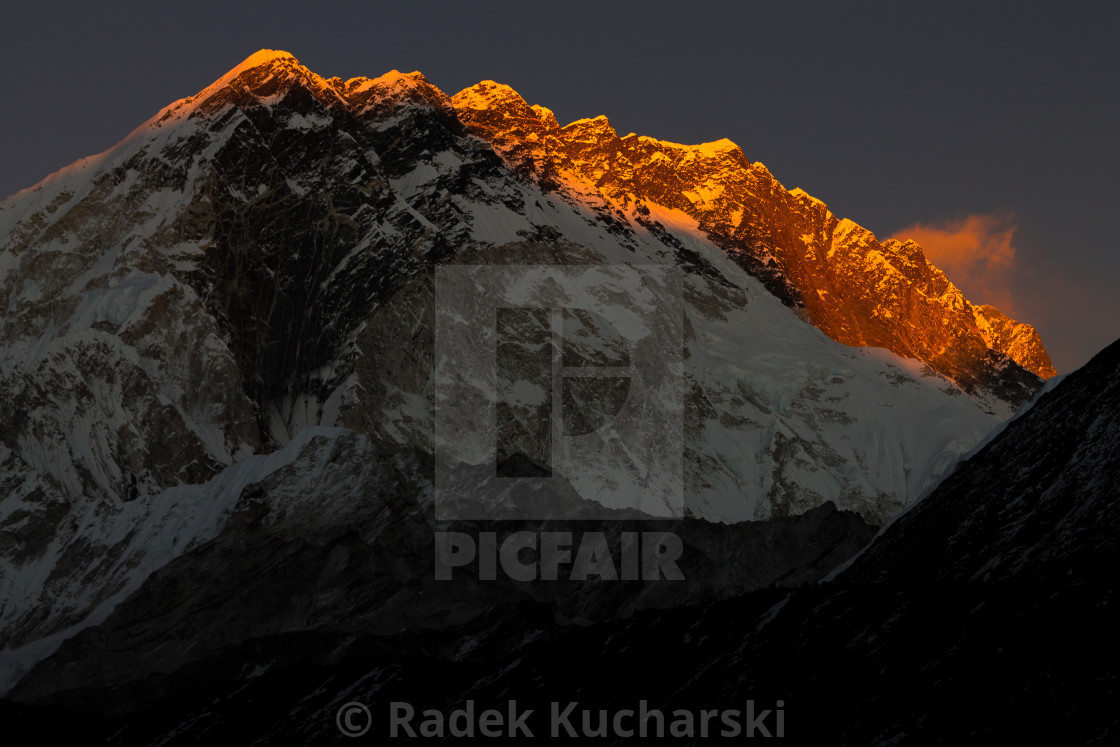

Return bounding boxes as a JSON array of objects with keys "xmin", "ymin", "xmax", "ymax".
[{"xmin": 1, "ymin": 1, "xmax": 1117, "ymax": 372}]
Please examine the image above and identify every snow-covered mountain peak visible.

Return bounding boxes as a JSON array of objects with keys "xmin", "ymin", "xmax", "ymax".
[
  {"xmin": 452, "ymin": 80, "xmax": 532, "ymax": 110},
  {"xmin": 0, "ymin": 52, "xmax": 1064, "ymax": 682},
  {"xmin": 217, "ymin": 48, "xmax": 300, "ymax": 81},
  {"xmin": 165, "ymin": 49, "xmax": 346, "ymax": 119},
  {"xmin": 336, "ymin": 68, "xmax": 451, "ymax": 118}
]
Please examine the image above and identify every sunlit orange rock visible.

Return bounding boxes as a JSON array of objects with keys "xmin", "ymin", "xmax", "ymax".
[{"xmin": 450, "ymin": 81, "xmax": 1055, "ymax": 405}]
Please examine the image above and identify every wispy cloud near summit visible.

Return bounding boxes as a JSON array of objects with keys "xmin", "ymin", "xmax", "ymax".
[{"xmin": 889, "ymin": 213, "xmax": 1020, "ymax": 314}]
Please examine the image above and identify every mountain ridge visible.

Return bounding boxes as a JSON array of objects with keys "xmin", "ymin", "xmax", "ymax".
[
  {"xmin": 7, "ymin": 50, "xmax": 1054, "ymax": 400},
  {"xmin": 449, "ymin": 75, "xmax": 1055, "ymax": 390}
]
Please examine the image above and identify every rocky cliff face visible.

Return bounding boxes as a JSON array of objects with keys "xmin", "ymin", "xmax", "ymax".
[
  {"xmin": 0, "ymin": 50, "xmax": 1062, "ymax": 712},
  {"xmin": 452, "ymin": 81, "xmax": 1055, "ymax": 397}
]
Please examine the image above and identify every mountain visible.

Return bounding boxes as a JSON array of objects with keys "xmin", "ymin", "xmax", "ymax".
[
  {"xmin": 451, "ymin": 80, "xmax": 1056, "ymax": 391},
  {"xmin": 0, "ymin": 49, "xmax": 1066, "ymax": 735}
]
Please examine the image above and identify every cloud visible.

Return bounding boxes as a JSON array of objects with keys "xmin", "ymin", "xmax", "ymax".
[{"xmin": 888, "ymin": 213, "xmax": 1020, "ymax": 314}]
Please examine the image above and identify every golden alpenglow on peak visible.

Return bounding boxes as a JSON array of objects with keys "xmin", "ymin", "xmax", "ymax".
[
  {"xmin": 447, "ymin": 77, "xmax": 1053, "ymax": 397},
  {"xmin": 63, "ymin": 51, "xmax": 1060, "ymax": 401}
]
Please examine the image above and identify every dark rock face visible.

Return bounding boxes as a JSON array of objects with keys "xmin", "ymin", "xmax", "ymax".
[{"xmin": 170, "ymin": 61, "xmax": 511, "ymax": 446}]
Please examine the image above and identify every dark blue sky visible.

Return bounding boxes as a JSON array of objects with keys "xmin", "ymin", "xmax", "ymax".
[{"xmin": 3, "ymin": 1, "xmax": 1117, "ymax": 372}]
